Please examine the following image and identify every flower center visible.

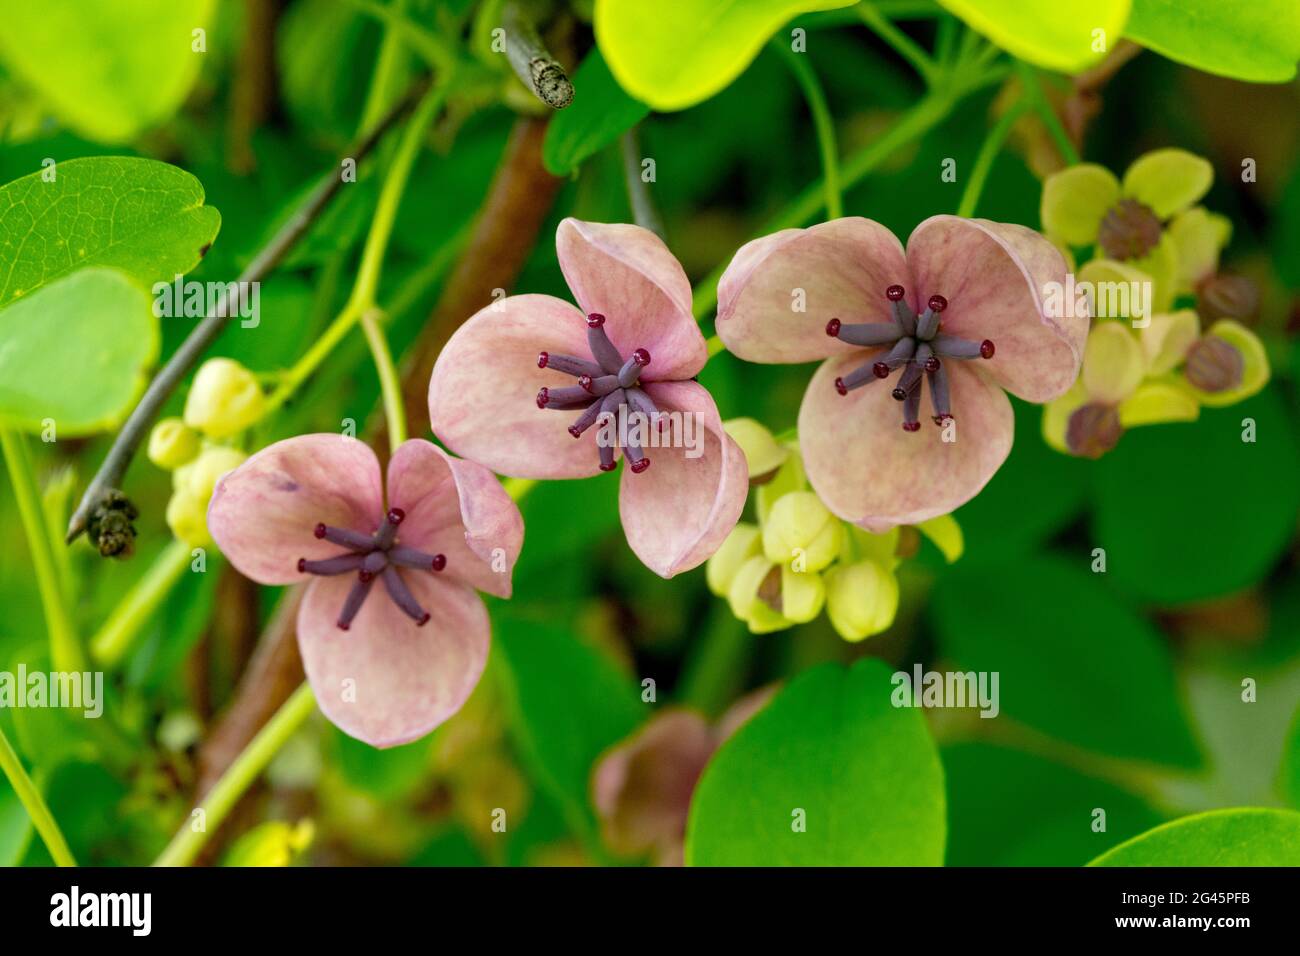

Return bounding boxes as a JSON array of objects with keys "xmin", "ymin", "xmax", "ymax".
[
  {"xmin": 298, "ymin": 508, "xmax": 446, "ymax": 631},
  {"xmin": 825, "ymin": 285, "xmax": 994, "ymax": 432},
  {"xmin": 1184, "ymin": 336, "xmax": 1244, "ymax": 393},
  {"xmin": 536, "ymin": 313, "xmax": 662, "ymax": 473},
  {"xmin": 1097, "ymin": 198, "xmax": 1163, "ymax": 260}
]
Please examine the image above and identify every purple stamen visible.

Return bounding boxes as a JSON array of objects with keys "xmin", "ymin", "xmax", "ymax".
[
  {"xmin": 586, "ymin": 313, "xmax": 624, "ymax": 372},
  {"xmin": 314, "ymin": 523, "xmax": 374, "ymax": 551},
  {"xmin": 381, "ymin": 566, "xmax": 431, "ymax": 625},
  {"xmin": 825, "ymin": 284, "xmax": 995, "ymax": 434},
  {"xmin": 302, "ymin": 505, "xmax": 447, "ymax": 631},
  {"xmin": 539, "ymin": 351, "xmax": 604, "ymax": 377}
]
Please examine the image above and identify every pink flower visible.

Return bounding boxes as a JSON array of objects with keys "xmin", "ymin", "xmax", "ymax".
[
  {"xmin": 716, "ymin": 216, "xmax": 1087, "ymax": 531},
  {"xmin": 207, "ymin": 435, "xmax": 523, "ymax": 748},
  {"xmin": 428, "ymin": 218, "xmax": 747, "ymax": 577}
]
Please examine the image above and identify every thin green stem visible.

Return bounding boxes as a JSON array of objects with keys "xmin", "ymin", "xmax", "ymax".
[
  {"xmin": 858, "ymin": 1, "xmax": 935, "ymax": 83},
  {"xmin": 705, "ymin": 334, "xmax": 727, "ymax": 358},
  {"xmin": 154, "ymin": 683, "xmax": 317, "ymax": 867},
  {"xmin": 956, "ymin": 100, "xmax": 1029, "ymax": 218},
  {"xmin": 265, "ymin": 78, "xmax": 450, "ymax": 415},
  {"xmin": 773, "ymin": 39, "xmax": 842, "ymax": 220},
  {"xmin": 346, "ymin": 0, "xmax": 456, "ymax": 74},
  {"xmin": 0, "ymin": 723, "xmax": 76, "ymax": 866},
  {"xmin": 1017, "ymin": 61, "xmax": 1080, "ymax": 166},
  {"xmin": 691, "ymin": 88, "xmax": 955, "ymax": 319},
  {"xmin": 360, "ymin": 307, "xmax": 407, "ymax": 452},
  {"xmin": 90, "ymin": 539, "xmax": 194, "ymax": 668},
  {"xmin": 1, "ymin": 428, "xmax": 83, "ymax": 673}
]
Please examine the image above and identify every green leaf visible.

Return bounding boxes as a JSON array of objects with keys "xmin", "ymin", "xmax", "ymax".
[
  {"xmin": 0, "ymin": 269, "xmax": 158, "ymax": 436},
  {"xmin": 938, "ymin": 0, "xmax": 1131, "ymax": 75},
  {"xmin": 932, "ymin": 556, "xmax": 1202, "ymax": 768},
  {"xmin": 1091, "ymin": 388, "xmax": 1300, "ymax": 605},
  {"xmin": 1124, "ymin": 0, "xmax": 1300, "ymax": 83},
  {"xmin": 542, "ymin": 49, "xmax": 651, "ymax": 176},
  {"xmin": 0, "ymin": 0, "xmax": 215, "ymax": 143},
  {"xmin": 685, "ymin": 658, "xmax": 945, "ymax": 865},
  {"xmin": 594, "ymin": 0, "xmax": 857, "ymax": 111},
  {"xmin": 0, "ymin": 777, "xmax": 34, "ymax": 867},
  {"xmin": 1283, "ymin": 704, "xmax": 1300, "ymax": 810},
  {"xmin": 494, "ymin": 615, "xmax": 644, "ymax": 835},
  {"xmin": 0, "ymin": 157, "xmax": 221, "ymax": 311},
  {"xmin": 1089, "ymin": 807, "xmax": 1300, "ymax": 865},
  {"xmin": 944, "ymin": 743, "xmax": 1164, "ymax": 866}
]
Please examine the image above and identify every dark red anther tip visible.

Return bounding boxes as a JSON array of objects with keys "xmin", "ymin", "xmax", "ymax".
[
  {"xmin": 928, "ymin": 294, "xmax": 948, "ymax": 313},
  {"xmin": 892, "ymin": 386, "xmax": 907, "ymax": 401},
  {"xmin": 826, "ymin": 318, "xmax": 842, "ymax": 337},
  {"xmin": 387, "ymin": 508, "xmax": 405, "ymax": 525},
  {"xmin": 599, "ymin": 461, "xmax": 618, "ymax": 472},
  {"xmin": 431, "ymin": 554, "xmax": 447, "ymax": 572},
  {"xmin": 578, "ymin": 375, "xmax": 593, "ymax": 392},
  {"xmin": 872, "ymin": 362, "xmax": 890, "ymax": 379},
  {"xmin": 980, "ymin": 339, "xmax": 995, "ymax": 359},
  {"xmin": 924, "ymin": 356, "xmax": 940, "ymax": 373},
  {"xmin": 834, "ymin": 377, "xmax": 847, "ymax": 396},
  {"xmin": 417, "ymin": 613, "xmax": 431, "ymax": 627},
  {"xmin": 313, "ymin": 523, "xmax": 326, "ymax": 539},
  {"xmin": 630, "ymin": 458, "xmax": 651, "ymax": 474},
  {"xmin": 933, "ymin": 414, "xmax": 954, "ymax": 425},
  {"xmin": 359, "ymin": 570, "xmax": 374, "ymax": 583},
  {"xmin": 902, "ymin": 421, "xmax": 922, "ymax": 432},
  {"xmin": 586, "ymin": 313, "xmax": 606, "ymax": 328},
  {"xmin": 567, "ymin": 425, "xmax": 583, "ymax": 438},
  {"xmin": 537, "ymin": 351, "xmax": 549, "ymax": 368},
  {"xmin": 297, "ymin": 558, "xmax": 307, "ymax": 572},
  {"xmin": 536, "ymin": 387, "xmax": 549, "ymax": 408},
  {"xmin": 632, "ymin": 348, "xmax": 651, "ymax": 366},
  {"xmin": 886, "ymin": 284, "xmax": 906, "ymax": 302},
  {"xmin": 338, "ymin": 622, "xmax": 350, "ymax": 631}
]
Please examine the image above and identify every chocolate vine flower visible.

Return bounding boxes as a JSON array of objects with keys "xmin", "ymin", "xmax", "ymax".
[
  {"xmin": 716, "ymin": 216, "xmax": 1086, "ymax": 531},
  {"xmin": 429, "ymin": 218, "xmax": 747, "ymax": 577},
  {"xmin": 208, "ymin": 435, "xmax": 523, "ymax": 747}
]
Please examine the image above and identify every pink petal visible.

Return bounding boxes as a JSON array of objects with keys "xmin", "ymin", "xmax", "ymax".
[
  {"xmin": 798, "ymin": 353, "xmax": 1013, "ymax": 532},
  {"xmin": 556, "ymin": 218, "xmax": 706, "ymax": 381},
  {"xmin": 591, "ymin": 709, "xmax": 716, "ymax": 858},
  {"xmin": 906, "ymin": 216, "xmax": 1086, "ymax": 402},
  {"xmin": 428, "ymin": 293, "xmax": 604, "ymax": 479},
  {"xmin": 297, "ymin": 572, "xmax": 489, "ymax": 748},
  {"xmin": 716, "ymin": 217, "xmax": 911, "ymax": 363},
  {"xmin": 385, "ymin": 439, "xmax": 523, "ymax": 599},
  {"xmin": 207, "ymin": 434, "xmax": 383, "ymax": 585},
  {"xmin": 618, "ymin": 380, "xmax": 748, "ymax": 578}
]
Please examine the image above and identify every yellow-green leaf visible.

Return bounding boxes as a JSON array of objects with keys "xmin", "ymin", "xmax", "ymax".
[
  {"xmin": 594, "ymin": 0, "xmax": 857, "ymax": 112},
  {"xmin": 938, "ymin": 0, "xmax": 1131, "ymax": 75}
]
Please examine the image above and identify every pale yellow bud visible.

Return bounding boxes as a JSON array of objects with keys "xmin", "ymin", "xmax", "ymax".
[
  {"xmin": 825, "ymin": 560, "xmax": 899, "ymax": 642},
  {"xmin": 706, "ymin": 522, "xmax": 762, "ymax": 597},
  {"xmin": 184, "ymin": 358, "xmax": 265, "ymax": 438},
  {"xmin": 147, "ymin": 417, "xmax": 200, "ymax": 470},
  {"xmin": 761, "ymin": 491, "xmax": 841, "ymax": 573}
]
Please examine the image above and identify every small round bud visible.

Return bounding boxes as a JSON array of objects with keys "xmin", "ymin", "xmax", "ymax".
[
  {"xmin": 723, "ymin": 417, "xmax": 789, "ymax": 480},
  {"xmin": 761, "ymin": 491, "xmax": 842, "ymax": 573},
  {"xmin": 166, "ymin": 487, "xmax": 212, "ymax": 547},
  {"xmin": 147, "ymin": 417, "xmax": 200, "ymax": 471},
  {"xmin": 183, "ymin": 358, "xmax": 265, "ymax": 439},
  {"xmin": 174, "ymin": 445, "xmax": 248, "ymax": 504}
]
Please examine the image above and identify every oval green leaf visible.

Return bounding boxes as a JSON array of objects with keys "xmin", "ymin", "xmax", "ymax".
[
  {"xmin": 594, "ymin": 0, "xmax": 857, "ymax": 112},
  {"xmin": 0, "ymin": 0, "xmax": 216, "ymax": 144},
  {"xmin": 543, "ymin": 49, "xmax": 650, "ymax": 176},
  {"xmin": 0, "ymin": 268, "xmax": 159, "ymax": 436},
  {"xmin": 932, "ymin": 556, "xmax": 1202, "ymax": 768},
  {"xmin": 1124, "ymin": 0, "xmax": 1300, "ymax": 83},
  {"xmin": 685, "ymin": 658, "xmax": 945, "ymax": 866},
  {"xmin": 1089, "ymin": 807, "xmax": 1300, "ymax": 865},
  {"xmin": 1091, "ymin": 387, "xmax": 1300, "ymax": 605},
  {"xmin": 0, "ymin": 157, "xmax": 221, "ymax": 311},
  {"xmin": 938, "ymin": 0, "xmax": 1131, "ymax": 75}
]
